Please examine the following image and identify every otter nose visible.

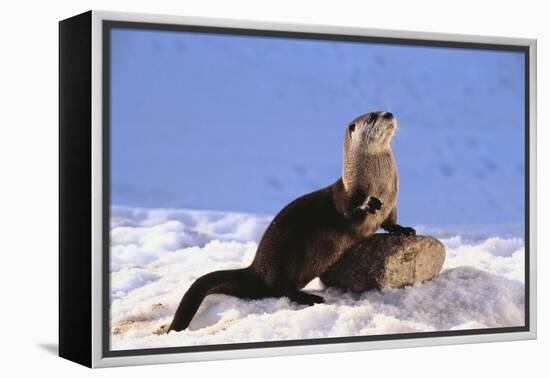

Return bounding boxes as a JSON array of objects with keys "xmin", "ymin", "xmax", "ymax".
[{"xmin": 382, "ymin": 112, "xmax": 393, "ymax": 119}]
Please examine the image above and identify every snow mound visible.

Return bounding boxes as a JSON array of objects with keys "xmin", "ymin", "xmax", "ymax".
[{"xmin": 110, "ymin": 206, "xmax": 525, "ymax": 350}]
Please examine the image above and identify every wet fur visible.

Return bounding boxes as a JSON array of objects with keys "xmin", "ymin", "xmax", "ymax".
[{"xmin": 168, "ymin": 112, "xmax": 414, "ymax": 332}]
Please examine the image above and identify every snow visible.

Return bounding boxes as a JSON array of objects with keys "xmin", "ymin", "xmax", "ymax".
[{"xmin": 109, "ymin": 206, "xmax": 525, "ymax": 350}]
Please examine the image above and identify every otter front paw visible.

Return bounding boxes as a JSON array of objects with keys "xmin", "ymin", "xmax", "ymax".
[
  {"xmin": 360, "ymin": 196, "xmax": 382, "ymax": 214},
  {"xmin": 387, "ymin": 224, "xmax": 416, "ymax": 236}
]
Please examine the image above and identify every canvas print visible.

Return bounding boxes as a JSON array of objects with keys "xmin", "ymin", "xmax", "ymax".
[{"xmin": 107, "ymin": 26, "xmax": 526, "ymax": 351}]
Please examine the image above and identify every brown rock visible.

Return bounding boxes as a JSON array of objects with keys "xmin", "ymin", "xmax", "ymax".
[{"xmin": 320, "ymin": 234, "xmax": 446, "ymax": 292}]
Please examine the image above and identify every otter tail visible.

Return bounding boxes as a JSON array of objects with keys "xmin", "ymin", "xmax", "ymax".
[{"xmin": 168, "ymin": 268, "xmax": 270, "ymax": 332}]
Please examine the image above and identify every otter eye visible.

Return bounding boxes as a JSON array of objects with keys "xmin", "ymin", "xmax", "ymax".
[
  {"xmin": 349, "ymin": 123, "xmax": 356, "ymax": 133},
  {"xmin": 367, "ymin": 113, "xmax": 377, "ymax": 124}
]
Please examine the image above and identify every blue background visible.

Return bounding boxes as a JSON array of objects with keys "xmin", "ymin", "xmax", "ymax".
[{"xmin": 110, "ymin": 28, "xmax": 525, "ymax": 226}]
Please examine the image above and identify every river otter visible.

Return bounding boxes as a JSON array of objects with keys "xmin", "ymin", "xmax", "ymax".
[{"xmin": 168, "ymin": 111, "xmax": 415, "ymax": 332}]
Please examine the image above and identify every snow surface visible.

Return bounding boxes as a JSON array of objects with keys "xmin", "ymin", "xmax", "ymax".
[{"xmin": 110, "ymin": 206, "xmax": 525, "ymax": 350}]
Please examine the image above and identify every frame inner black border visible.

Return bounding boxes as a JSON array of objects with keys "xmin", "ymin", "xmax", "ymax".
[{"xmin": 102, "ymin": 20, "xmax": 531, "ymax": 358}]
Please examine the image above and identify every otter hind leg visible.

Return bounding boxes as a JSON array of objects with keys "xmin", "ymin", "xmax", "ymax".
[{"xmin": 287, "ymin": 291, "xmax": 325, "ymax": 306}]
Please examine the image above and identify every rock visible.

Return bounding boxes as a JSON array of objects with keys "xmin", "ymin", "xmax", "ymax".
[{"xmin": 320, "ymin": 234, "xmax": 446, "ymax": 292}]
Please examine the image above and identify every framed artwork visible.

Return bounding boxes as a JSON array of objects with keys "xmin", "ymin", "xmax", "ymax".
[{"xmin": 59, "ymin": 10, "xmax": 537, "ymax": 368}]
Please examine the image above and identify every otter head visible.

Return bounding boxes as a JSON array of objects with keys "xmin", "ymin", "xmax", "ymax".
[
  {"xmin": 344, "ymin": 111, "xmax": 397, "ymax": 154},
  {"xmin": 342, "ymin": 111, "xmax": 397, "ymax": 190}
]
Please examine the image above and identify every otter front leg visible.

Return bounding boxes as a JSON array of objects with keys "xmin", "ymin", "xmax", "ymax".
[
  {"xmin": 381, "ymin": 208, "xmax": 416, "ymax": 236},
  {"xmin": 349, "ymin": 195, "xmax": 382, "ymax": 222},
  {"xmin": 359, "ymin": 196, "xmax": 382, "ymax": 214}
]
